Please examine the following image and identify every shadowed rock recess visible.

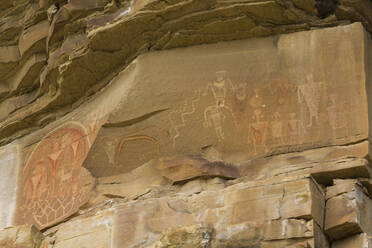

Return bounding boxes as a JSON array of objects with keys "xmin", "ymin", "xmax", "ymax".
[{"xmin": 1, "ymin": 0, "xmax": 372, "ymax": 247}]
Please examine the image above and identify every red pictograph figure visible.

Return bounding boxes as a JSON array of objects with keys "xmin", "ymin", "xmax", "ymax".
[{"xmin": 20, "ymin": 122, "xmax": 93, "ymax": 229}]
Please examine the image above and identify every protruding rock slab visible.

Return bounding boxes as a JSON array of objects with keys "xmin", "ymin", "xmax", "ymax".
[
  {"xmin": 50, "ymin": 175, "xmax": 328, "ymax": 247},
  {"xmin": 95, "ymin": 155, "xmax": 239, "ymax": 201},
  {"xmin": 325, "ymin": 179, "xmax": 372, "ymax": 240},
  {"xmin": 155, "ymin": 156, "xmax": 239, "ymax": 182},
  {"xmin": 50, "ymin": 210, "xmax": 114, "ymax": 248},
  {"xmin": 332, "ymin": 233, "xmax": 371, "ymax": 248},
  {"xmin": 84, "ymin": 23, "xmax": 369, "ymax": 177},
  {"xmin": 239, "ymin": 141, "xmax": 370, "ymax": 182}
]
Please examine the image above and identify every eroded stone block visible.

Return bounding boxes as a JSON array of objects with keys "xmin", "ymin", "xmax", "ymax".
[
  {"xmin": 332, "ymin": 233, "xmax": 371, "ymax": 248},
  {"xmin": 49, "ymin": 175, "xmax": 327, "ymax": 248},
  {"xmin": 325, "ymin": 180, "xmax": 372, "ymax": 240}
]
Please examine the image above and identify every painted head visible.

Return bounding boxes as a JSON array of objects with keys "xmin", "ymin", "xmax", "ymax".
[
  {"xmin": 236, "ymin": 83, "xmax": 247, "ymax": 101},
  {"xmin": 215, "ymin": 70, "xmax": 227, "ymax": 82},
  {"xmin": 306, "ymin": 73, "xmax": 314, "ymax": 83}
]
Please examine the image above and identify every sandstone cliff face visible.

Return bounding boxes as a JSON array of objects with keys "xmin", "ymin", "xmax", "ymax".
[{"xmin": 1, "ymin": 0, "xmax": 372, "ymax": 248}]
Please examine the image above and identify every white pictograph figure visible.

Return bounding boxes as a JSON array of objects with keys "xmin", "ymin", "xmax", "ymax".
[
  {"xmin": 327, "ymin": 93, "xmax": 347, "ymax": 139},
  {"xmin": 287, "ymin": 112, "xmax": 304, "ymax": 144},
  {"xmin": 271, "ymin": 111, "xmax": 283, "ymax": 146},
  {"xmin": 297, "ymin": 74, "xmax": 323, "ymax": 128},
  {"xmin": 203, "ymin": 105, "xmax": 226, "ymax": 141},
  {"xmin": 202, "ymin": 71, "xmax": 237, "ymax": 141},
  {"xmin": 103, "ymin": 139, "xmax": 117, "ymax": 165},
  {"xmin": 168, "ymin": 90, "xmax": 201, "ymax": 148},
  {"xmin": 203, "ymin": 70, "xmax": 234, "ymax": 107}
]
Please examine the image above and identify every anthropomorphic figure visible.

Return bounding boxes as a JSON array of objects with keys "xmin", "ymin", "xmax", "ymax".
[
  {"xmin": 271, "ymin": 111, "xmax": 283, "ymax": 146},
  {"xmin": 287, "ymin": 112, "xmax": 303, "ymax": 145},
  {"xmin": 204, "ymin": 105, "xmax": 226, "ymax": 142},
  {"xmin": 297, "ymin": 74, "xmax": 324, "ymax": 128},
  {"xmin": 250, "ymin": 109, "xmax": 268, "ymax": 154},
  {"xmin": 327, "ymin": 93, "xmax": 347, "ymax": 139},
  {"xmin": 231, "ymin": 82, "xmax": 250, "ymax": 134},
  {"xmin": 204, "ymin": 71, "xmax": 234, "ymax": 107},
  {"xmin": 249, "ymin": 88, "xmax": 266, "ymax": 109},
  {"xmin": 24, "ymin": 160, "xmax": 48, "ymax": 206}
]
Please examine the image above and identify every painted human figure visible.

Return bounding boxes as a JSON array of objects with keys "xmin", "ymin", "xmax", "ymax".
[
  {"xmin": 270, "ymin": 79, "xmax": 296, "ymax": 106},
  {"xmin": 202, "ymin": 71, "xmax": 236, "ymax": 141},
  {"xmin": 297, "ymin": 74, "xmax": 323, "ymax": 128},
  {"xmin": 102, "ymin": 139, "xmax": 116, "ymax": 165},
  {"xmin": 204, "ymin": 71, "xmax": 234, "ymax": 107},
  {"xmin": 249, "ymin": 88, "xmax": 266, "ymax": 109},
  {"xmin": 327, "ymin": 93, "xmax": 347, "ymax": 139},
  {"xmin": 204, "ymin": 105, "xmax": 226, "ymax": 141},
  {"xmin": 57, "ymin": 163, "xmax": 73, "ymax": 198},
  {"xmin": 250, "ymin": 109, "xmax": 268, "ymax": 154},
  {"xmin": 271, "ymin": 111, "xmax": 283, "ymax": 146},
  {"xmin": 287, "ymin": 112, "xmax": 303, "ymax": 145},
  {"xmin": 231, "ymin": 82, "xmax": 250, "ymax": 132},
  {"xmin": 24, "ymin": 160, "xmax": 48, "ymax": 205}
]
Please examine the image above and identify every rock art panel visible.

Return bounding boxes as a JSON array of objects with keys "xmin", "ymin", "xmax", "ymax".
[
  {"xmin": 16, "ymin": 122, "xmax": 94, "ymax": 229},
  {"xmin": 0, "ymin": 60, "xmax": 138, "ymax": 229},
  {"xmin": 84, "ymin": 23, "xmax": 369, "ymax": 177}
]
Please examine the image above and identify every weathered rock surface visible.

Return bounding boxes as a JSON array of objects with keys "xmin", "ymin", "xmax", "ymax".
[
  {"xmin": 325, "ymin": 179, "xmax": 372, "ymax": 240},
  {"xmin": 0, "ymin": 225, "xmax": 43, "ymax": 248},
  {"xmin": 1, "ymin": 1, "xmax": 372, "ymax": 247},
  {"xmin": 0, "ymin": 0, "xmax": 372, "ymax": 147},
  {"xmin": 94, "ymin": 155, "xmax": 239, "ymax": 201},
  {"xmin": 332, "ymin": 233, "xmax": 372, "ymax": 248},
  {"xmin": 85, "ymin": 22, "xmax": 370, "ymax": 177},
  {"xmin": 0, "ymin": 23, "xmax": 370, "ymax": 232},
  {"xmin": 40, "ymin": 175, "xmax": 328, "ymax": 248}
]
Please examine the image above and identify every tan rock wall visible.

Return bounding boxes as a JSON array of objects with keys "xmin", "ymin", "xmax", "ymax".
[
  {"xmin": 45, "ymin": 175, "xmax": 327, "ymax": 248},
  {"xmin": 0, "ymin": 3, "xmax": 372, "ymax": 246},
  {"xmin": 0, "ymin": 225, "xmax": 43, "ymax": 248},
  {"xmin": 85, "ymin": 23, "xmax": 369, "ymax": 177},
  {"xmin": 1, "ymin": 0, "xmax": 372, "ymax": 148}
]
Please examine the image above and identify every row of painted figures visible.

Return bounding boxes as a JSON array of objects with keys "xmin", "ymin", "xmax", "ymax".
[{"xmin": 169, "ymin": 71, "xmax": 347, "ymax": 153}]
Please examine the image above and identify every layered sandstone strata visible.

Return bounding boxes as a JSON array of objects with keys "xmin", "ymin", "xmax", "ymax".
[{"xmin": 0, "ymin": 1, "xmax": 372, "ymax": 248}]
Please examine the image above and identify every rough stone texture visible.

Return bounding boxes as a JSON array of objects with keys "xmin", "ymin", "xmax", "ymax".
[
  {"xmin": 40, "ymin": 175, "xmax": 328, "ymax": 248},
  {"xmin": 94, "ymin": 155, "xmax": 239, "ymax": 201},
  {"xmin": 0, "ymin": 225, "xmax": 43, "ymax": 248},
  {"xmin": 332, "ymin": 233, "xmax": 372, "ymax": 248},
  {"xmin": 0, "ymin": 23, "xmax": 369, "ymax": 232},
  {"xmin": 325, "ymin": 179, "xmax": 372, "ymax": 240},
  {"xmin": 1, "ymin": 1, "xmax": 372, "ymax": 247}
]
